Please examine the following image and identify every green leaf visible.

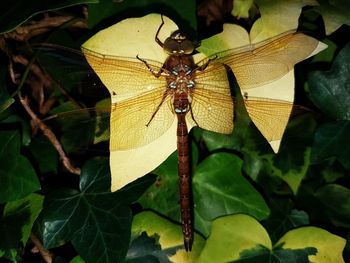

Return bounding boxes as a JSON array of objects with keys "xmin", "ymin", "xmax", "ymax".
[
  {"xmin": 268, "ymin": 114, "xmax": 316, "ymax": 194},
  {"xmin": 40, "ymin": 158, "xmax": 154, "ymax": 263},
  {"xmin": 230, "ymin": 245, "xmax": 316, "ymax": 263},
  {"xmin": 197, "ymin": 214, "xmax": 345, "ymax": 263},
  {"xmin": 138, "ymin": 142, "xmax": 198, "ymax": 223},
  {"xmin": 314, "ymin": 0, "xmax": 350, "ymax": 35},
  {"xmin": 0, "ymin": 130, "xmax": 40, "ymax": 203},
  {"xmin": 0, "ymin": 0, "xmax": 97, "ymax": 34},
  {"xmin": 264, "ymin": 199, "xmax": 309, "ymax": 243},
  {"xmin": 131, "ymin": 211, "xmax": 204, "ymax": 260},
  {"xmin": 197, "ymin": 215, "xmax": 272, "ymax": 263},
  {"xmin": 49, "ymin": 101, "xmax": 97, "ymax": 153},
  {"xmin": 193, "ymin": 153, "xmax": 270, "ymax": 236},
  {"xmin": 0, "ymin": 194, "xmax": 44, "ymax": 261},
  {"xmin": 70, "ymin": 255, "xmax": 85, "ymax": 263},
  {"xmin": 126, "ymin": 232, "xmax": 171, "ymax": 263},
  {"xmin": 232, "ymin": 0, "xmax": 254, "ymax": 18},
  {"xmin": 276, "ymin": 226, "xmax": 346, "ymax": 263},
  {"xmin": 311, "ymin": 121, "xmax": 350, "ymax": 171},
  {"xmin": 314, "ymin": 184, "xmax": 350, "ymax": 227},
  {"xmin": 309, "ymin": 43, "xmax": 350, "ymax": 120},
  {"xmin": 138, "ymin": 151, "xmax": 180, "ymax": 221},
  {"xmin": 28, "ymin": 135, "xmax": 58, "ymax": 174}
]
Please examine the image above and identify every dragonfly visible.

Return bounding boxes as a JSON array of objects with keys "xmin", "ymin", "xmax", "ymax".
[
  {"xmin": 79, "ymin": 15, "xmax": 321, "ymax": 251},
  {"xmin": 31, "ymin": 14, "xmax": 321, "ymax": 251}
]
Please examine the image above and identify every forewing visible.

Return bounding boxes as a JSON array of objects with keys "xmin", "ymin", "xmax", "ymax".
[
  {"xmin": 215, "ymin": 32, "xmax": 319, "ymax": 90},
  {"xmin": 110, "ymin": 88, "xmax": 175, "ymax": 150},
  {"xmin": 82, "ymin": 47, "xmax": 165, "ymax": 101},
  {"xmin": 187, "ymin": 62, "xmax": 234, "ymax": 134}
]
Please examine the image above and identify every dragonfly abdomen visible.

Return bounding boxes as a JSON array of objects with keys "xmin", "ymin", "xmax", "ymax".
[{"xmin": 176, "ymin": 112, "xmax": 192, "ymax": 251}]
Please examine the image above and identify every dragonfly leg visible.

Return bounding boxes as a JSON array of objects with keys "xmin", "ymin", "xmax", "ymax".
[
  {"xmin": 145, "ymin": 90, "xmax": 170, "ymax": 127},
  {"xmin": 188, "ymin": 103, "xmax": 200, "ymax": 127},
  {"xmin": 136, "ymin": 55, "xmax": 166, "ymax": 78},
  {"xmin": 155, "ymin": 15, "xmax": 165, "ymax": 48}
]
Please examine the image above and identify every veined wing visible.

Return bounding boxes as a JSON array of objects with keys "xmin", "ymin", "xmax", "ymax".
[
  {"xmin": 215, "ymin": 32, "xmax": 319, "ymax": 90},
  {"xmin": 82, "ymin": 47, "xmax": 165, "ymax": 102},
  {"xmin": 110, "ymin": 87, "xmax": 175, "ymax": 150},
  {"xmin": 242, "ymin": 96, "xmax": 294, "ymax": 142},
  {"xmin": 187, "ymin": 62, "xmax": 234, "ymax": 134}
]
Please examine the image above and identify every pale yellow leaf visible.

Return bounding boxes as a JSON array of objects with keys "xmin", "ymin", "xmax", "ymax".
[{"xmin": 276, "ymin": 227, "xmax": 346, "ymax": 263}]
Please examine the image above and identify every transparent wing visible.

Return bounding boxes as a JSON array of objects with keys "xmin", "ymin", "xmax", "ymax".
[
  {"xmin": 82, "ymin": 48, "xmax": 176, "ymax": 150},
  {"xmin": 215, "ymin": 32, "xmax": 319, "ymax": 89},
  {"xmin": 110, "ymin": 88, "xmax": 174, "ymax": 150},
  {"xmin": 187, "ymin": 62, "xmax": 234, "ymax": 134},
  {"xmin": 82, "ymin": 47, "xmax": 165, "ymax": 101},
  {"xmin": 243, "ymin": 97, "xmax": 294, "ymax": 142}
]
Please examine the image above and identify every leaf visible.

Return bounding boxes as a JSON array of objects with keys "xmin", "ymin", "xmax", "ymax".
[
  {"xmin": 70, "ymin": 256, "xmax": 85, "ymax": 263},
  {"xmin": 126, "ymin": 232, "xmax": 171, "ymax": 263},
  {"xmin": 39, "ymin": 157, "xmax": 154, "ymax": 263},
  {"xmin": 131, "ymin": 211, "xmax": 205, "ymax": 262},
  {"xmin": 28, "ymin": 135, "xmax": 58, "ymax": 174},
  {"xmin": 82, "ymin": 14, "xmax": 181, "ymax": 190},
  {"xmin": 197, "ymin": 214, "xmax": 345, "ymax": 262},
  {"xmin": 193, "ymin": 153, "xmax": 270, "ymax": 236},
  {"xmin": 0, "ymin": 130, "xmax": 40, "ymax": 203},
  {"xmin": 314, "ymin": 184, "xmax": 350, "ymax": 228},
  {"xmin": 276, "ymin": 226, "xmax": 346, "ymax": 263},
  {"xmin": 0, "ymin": 194, "xmax": 44, "ymax": 261},
  {"xmin": 268, "ymin": 114, "xmax": 316, "ymax": 194},
  {"xmin": 138, "ymin": 151, "xmax": 179, "ymax": 220},
  {"xmin": 138, "ymin": 142, "xmax": 198, "ymax": 223},
  {"xmin": 314, "ymin": 0, "xmax": 350, "ymax": 35},
  {"xmin": 264, "ymin": 199, "xmax": 309, "ymax": 243},
  {"xmin": 251, "ymin": 0, "xmax": 318, "ymax": 41},
  {"xmin": 0, "ymin": 0, "xmax": 97, "ymax": 34},
  {"xmin": 232, "ymin": 0, "xmax": 254, "ymax": 18},
  {"xmin": 197, "ymin": 214, "xmax": 272, "ymax": 263},
  {"xmin": 49, "ymin": 101, "xmax": 97, "ymax": 153},
  {"xmin": 309, "ymin": 42, "xmax": 350, "ymax": 120},
  {"xmin": 311, "ymin": 121, "xmax": 350, "ymax": 171}
]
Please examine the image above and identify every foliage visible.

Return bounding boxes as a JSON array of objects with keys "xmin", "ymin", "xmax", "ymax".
[{"xmin": 0, "ymin": 0, "xmax": 349, "ymax": 262}]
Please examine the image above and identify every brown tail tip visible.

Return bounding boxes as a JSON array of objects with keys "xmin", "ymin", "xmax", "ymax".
[{"xmin": 184, "ymin": 237, "xmax": 192, "ymax": 251}]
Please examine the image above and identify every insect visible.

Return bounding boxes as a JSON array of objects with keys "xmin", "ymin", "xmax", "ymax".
[{"xmin": 80, "ymin": 15, "xmax": 320, "ymax": 251}]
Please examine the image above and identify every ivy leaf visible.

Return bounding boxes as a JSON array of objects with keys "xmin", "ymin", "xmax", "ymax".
[
  {"xmin": 0, "ymin": 130, "xmax": 40, "ymax": 203},
  {"xmin": 193, "ymin": 153, "xmax": 270, "ymax": 236},
  {"xmin": 0, "ymin": 194, "xmax": 43, "ymax": 261},
  {"xmin": 314, "ymin": 184, "xmax": 350, "ymax": 228},
  {"xmin": 309, "ymin": 43, "xmax": 350, "ymax": 120},
  {"xmin": 264, "ymin": 199, "xmax": 309, "ymax": 243},
  {"xmin": 197, "ymin": 214, "xmax": 345, "ymax": 263},
  {"xmin": 40, "ymin": 158, "xmax": 154, "ymax": 263},
  {"xmin": 131, "ymin": 211, "xmax": 205, "ymax": 261},
  {"xmin": 314, "ymin": 0, "xmax": 350, "ymax": 35},
  {"xmin": 311, "ymin": 121, "xmax": 350, "ymax": 171}
]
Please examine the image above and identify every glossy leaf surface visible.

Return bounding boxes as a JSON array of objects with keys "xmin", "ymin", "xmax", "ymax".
[
  {"xmin": 0, "ymin": 130, "xmax": 40, "ymax": 203},
  {"xmin": 39, "ymin": 158, "xmax": 154, "ymax": 263}
]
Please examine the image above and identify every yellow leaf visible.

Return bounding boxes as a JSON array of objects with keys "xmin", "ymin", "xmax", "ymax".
[{"xmin": 276, "ymin": 227, "xmax": 346, "ymax": 263}]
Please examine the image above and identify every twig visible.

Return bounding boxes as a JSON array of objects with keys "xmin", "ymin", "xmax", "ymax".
[
  {"xmin": 18, "ymin": 92, "xmax": 81, "ymax": 175},
  {"xmin": 4, "ymin": 15, "xmax": 87, "ymax": 41},
  {"xmin": 30, "ymin": 233, "xmax": 54, "ymax": 263}
]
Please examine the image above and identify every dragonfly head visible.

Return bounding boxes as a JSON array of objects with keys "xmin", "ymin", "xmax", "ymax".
[{"xmin": 164, "ymin": 30, "xmax": 195, "ymax": 55}]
